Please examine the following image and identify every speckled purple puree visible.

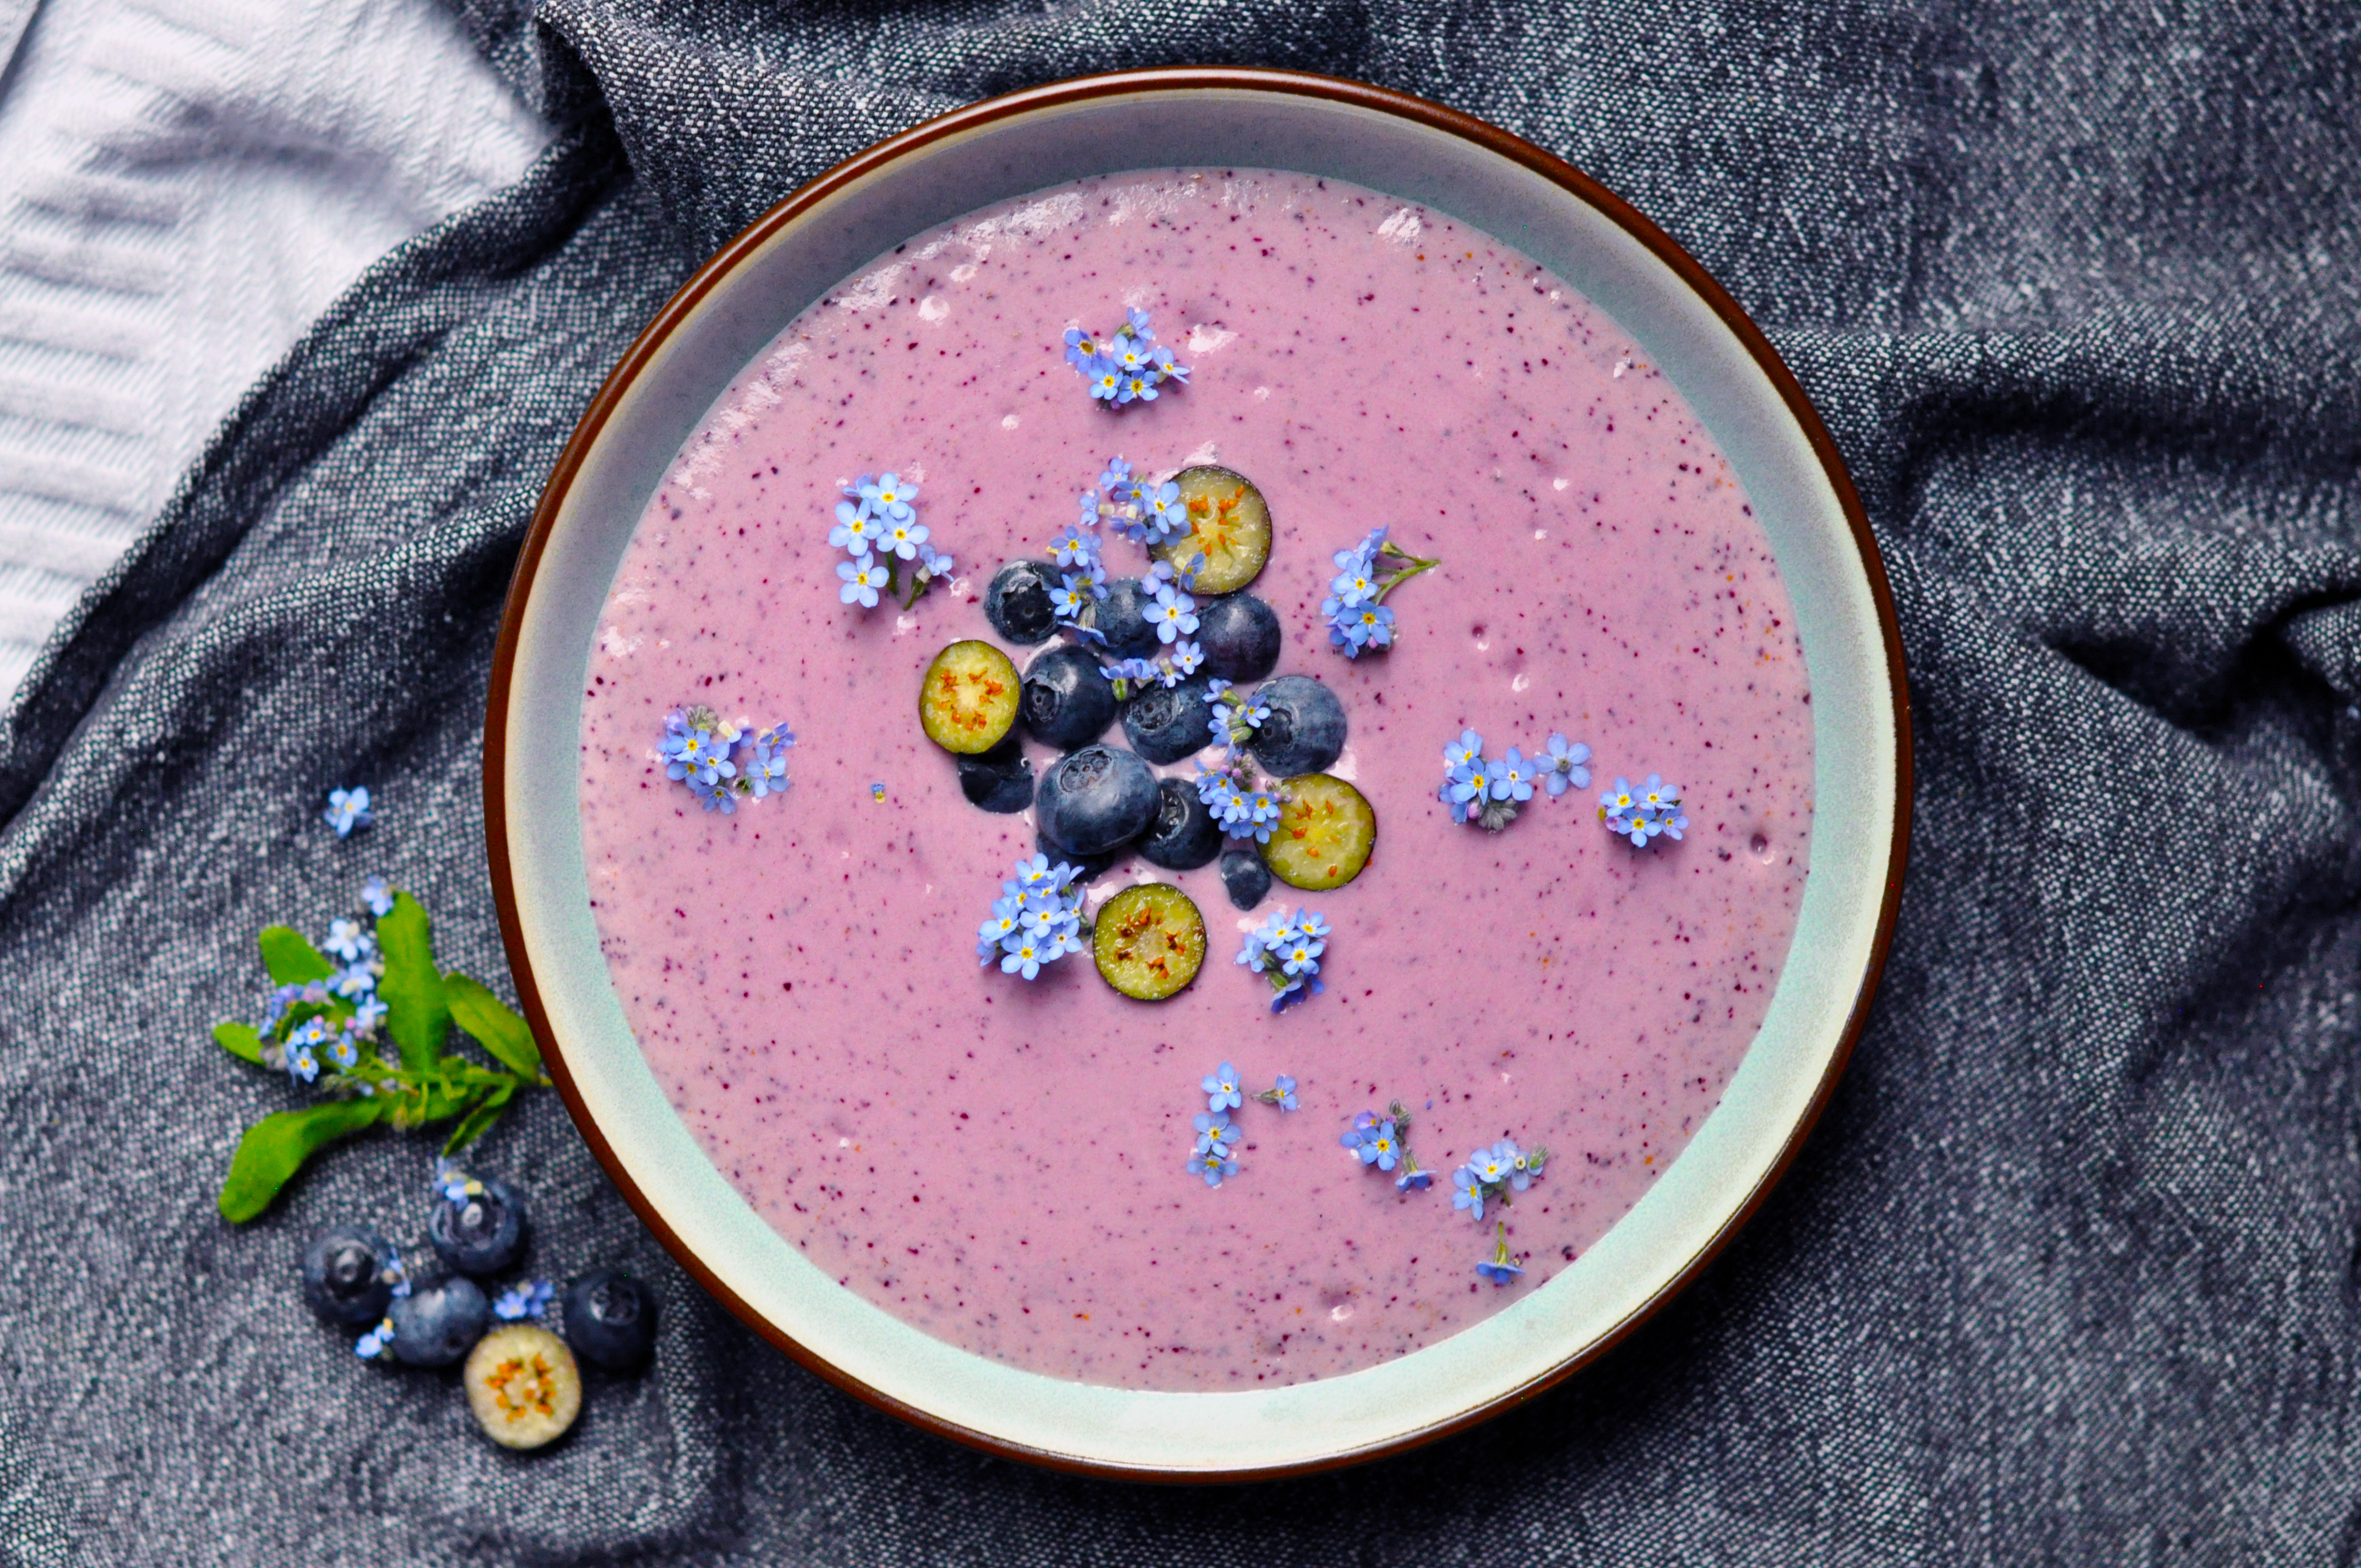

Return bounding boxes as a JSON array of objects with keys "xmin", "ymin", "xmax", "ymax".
[{"xmin": 578, "ymin": 170, "xmax": 1813, "ymax": 1391}]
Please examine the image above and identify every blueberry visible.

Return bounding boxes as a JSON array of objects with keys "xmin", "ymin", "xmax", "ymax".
[
  {"xmin": 298, "ymin": 1226, "xmax": 395, "ymax": 1327},
  {"xmin": 1036, "ymin": 744, "xmax": 1160, "ymax": 856},
  {"xmin": 1248, "ymin": 675, "xmax": 1348, "ymax": 777},
  {"xmin": 428, "ymin": 1178, "xmax": 527, "ymax": 1277},
  {"xmin": 563, "ymin": 1268, "xmax": 658, "ymax": 1370},
  {"xmin": 1220, "ymin": 849, "xmax": 1272, "ymax": 911},
  {"xmin": 1093, "ymin": 578, "xmax": 1161, "ymax": 659},
  {"xmin": 1194, "ymin": 594, "xmax": 1282, "ymax": 682},
  {"xmin": 388, "ymin": 1275, "xmax": 491, "ymax": 1367},
  {"xmin": 1020, "ymin": 644, "xmax": 1117, "ymax": 750},
  {"xmin": 1139, "ymin": 777, "xmax": 1223, "ymax": 870},
  {"xmin": 984, "ymin": 559, "xmax": 1062, "ymax": 645},
  {"xmin": 955, "ymin": 734, "xmax": 1033, "ymax": 813},
  {"xmin": 1123, "ymin": 677, "xmax": 1213, "ymax": 765}
]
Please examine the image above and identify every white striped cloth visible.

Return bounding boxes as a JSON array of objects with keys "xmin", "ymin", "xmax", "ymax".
[{"xmin": 0, "ymin": 0, "xmax": 546, "ymax": 693}]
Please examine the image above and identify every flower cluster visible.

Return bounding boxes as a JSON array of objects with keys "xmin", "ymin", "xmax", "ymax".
[
  {"xmin": 262, "ymin": 910, "xmax": 388, "ymax": 1086},
  {"xmin": 1321, "ymin": 526, "xmax": 1440, "ymax": 658},
  {"xmin": 976, "ymin": 854, "xmax": 1089, "ymax": 979},
  {"xmin": 350, "ymin": 1243, "xmax": 415, "ymax": 1360},
  {"xmin": 1064, "ymin": 308, "xmax": 1190, "ymax": 410},
  {"xmin": 828, "ymin": 471, "xmax": 954, "ymax": 609},
  {"xmin": 1237, "ymin": 907, "xmax": 1330, "ymax": 1012},
  {"xmin": 1439, "ymin": 729, "xmax": 1592, "ymax": 833},
  {"xmin": 494, "ymin": 1278, "xmax": 555, "ymax": 1322},
  {"xmin": 1450, "ymin": 1137, "xmax": 1548, "ymax": 1223},
  {"xmin": 659, "ymin": 706, "xmax": 795, "ymax": 814},
  {"xmin": 1047, "ymin": 462, "xmax": 1208, "ymax": 692},
  {"xmin": 1475, "ymin": 1222, "xmax": 1526, "ymax": 1286},
  {"xmin": 1598, "ymin": 774, "xmax": 1689, "ymax": 847},
  {"xmin": 1192, "ymin": 681, "xmax": 1288, "ymax": 842},
  {"xmin": 1186, "ymin": 1060, "xmax": 1296, "ymax": 1188},
  {"xmin": 323, "ymin": 786, "xmax": 372, "ymax": 838},
  {"xmin": 214, "ymin": 869, "xmax": 549, "ymax": 1223},
  {"xmin": 1340, "ymin": 1099, "xmax": 1437, "ymax": 1193}
]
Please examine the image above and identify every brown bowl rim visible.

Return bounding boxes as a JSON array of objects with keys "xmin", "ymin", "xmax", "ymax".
[{"xmin": 483, "ymin": 64, "xmax": 1912, "ymax": 1484}]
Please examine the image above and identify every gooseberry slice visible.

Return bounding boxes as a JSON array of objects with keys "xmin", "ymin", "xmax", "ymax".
[
  {"xmin": 1152, "ymin": 465, "xmax": 1271, "ymax": 594},
  {"xmin": 919, "ymin": 640, "xmax": 1020, "ymax": 754},
  {"xmin": 1262, "ymin": 774, "xmax": 1375, "ymax": 891},
  {"xmin": 1091, "ymin": 883, "xmax": 1207, "ymax": 1001}
]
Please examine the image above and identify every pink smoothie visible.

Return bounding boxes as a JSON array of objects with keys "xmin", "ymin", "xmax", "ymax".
[{"xmin": 576, "ymin": 170, "xmax": 1813, "ymax": 1391}]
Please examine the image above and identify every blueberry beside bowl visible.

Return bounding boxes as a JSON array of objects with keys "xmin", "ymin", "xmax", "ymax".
[{"xmin": 300, "ymin": 1226, "xmax": 398, "ymax": 1327}]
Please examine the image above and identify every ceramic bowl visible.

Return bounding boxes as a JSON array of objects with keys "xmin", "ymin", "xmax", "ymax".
[{"xmin": 486, "ymin": 67, "xmax": 1909, "ymax": 1480}]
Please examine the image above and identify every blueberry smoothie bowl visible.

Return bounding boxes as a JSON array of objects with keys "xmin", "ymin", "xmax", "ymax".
[{"xmin": 488, "ymin": 70, "xmax": 1907, "ymax": 1477}]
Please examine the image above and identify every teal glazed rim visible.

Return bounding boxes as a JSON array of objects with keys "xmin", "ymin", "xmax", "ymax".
[{"xmin": 484, "ymin": 67, "xmax": 1911, "ymax": 1481}]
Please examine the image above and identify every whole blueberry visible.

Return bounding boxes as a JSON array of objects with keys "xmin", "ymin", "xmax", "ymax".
[
  {"xmin": 1123, "ymin": 677, "xmax": 1213, "ymax": 765},
  {"xmin": 428, "ymin": 1178, "xmax": 527, "ymax": 1277},
  {"xmin": 564, "ymin": 1268, "xmax": 658, "ymax": 1370},
  {"xmin": 955, "ymin": 734, "xmax": 1033, "ymax": 813},
  {"xmin": 298, "ymin": 1226, "xmax": 395, "ymax": 1327},
  {"xmin": 388, "ymin": 1276, "xmax": 491, "ymax": 1368},
  {"xmin": 1140, "ymin": 777, "xmax": 1223, "ymax": 871},
  {"xmin": 1195, "ymin": 594, "xmax": 1282, "ymax": 682},
  {"xmin": 1221, "ymin": 849, "xmax": 1272, "ymax": 911},
  {"xmin": 1020, "ymin": 644, "xmax": 1117, "ymax": 750},
  {"xmin": 984, "ymin": 559, "xmax": 1062, "ymax": 645},
  {"xmin": 1092, "ymin": 577, "xmax": 1161, "ymax": 659},
  {"xmin": 1248, "ymin": 675, "xmax": 1348, "ymax": 777},
  {"xmin": 1036, "ymin": 744, "xmax": 1160, "ymax": 857}
]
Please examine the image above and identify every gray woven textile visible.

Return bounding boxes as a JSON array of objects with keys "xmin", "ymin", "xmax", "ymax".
[{"xmin": 0, "ymin": 0, "xmax": 2354, "ymax": 1560}]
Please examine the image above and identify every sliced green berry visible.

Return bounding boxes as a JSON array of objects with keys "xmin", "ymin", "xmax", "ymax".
[
  {"xmin": 1152, "ymin": 466, "xmax": 1271, "ymax": 594},
  {"xmin": 920, "ymin": 640, "xmax": 1020, "ymax": 754},
  {"xmin": 1092, "ymin": 883, "xmax": 1206, "ymax": 1001},
  {"xmin": 1262, "ymin": 774, "xmax": 1375, "ymax": 891},
  {"xmin": 465, "ymin": 1324, "xmax": 582, "ymax": 1450}
]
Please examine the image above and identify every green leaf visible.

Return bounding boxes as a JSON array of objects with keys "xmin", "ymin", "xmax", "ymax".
[
  {"xmin": 217, "ymin": 1098, "xmax": 386, "ymax": 1222},
  {"xmin": 443, "ymin": 973, "xmax": 543, "ymax": 1080},
  {"xmin": 375, "ymin": 892, "xmax": 449, "ymax": 1074},
  {"xmin": 212, "ymin": 1021, "xmax": 264, "ymax": 1064},
  {"xmin": 258, "ymin": 926, "xmax": 334, "ymax": 986},
  {"xmin": 441, "ymin": 1084, "xmax": 515, "ymax": 1157}
]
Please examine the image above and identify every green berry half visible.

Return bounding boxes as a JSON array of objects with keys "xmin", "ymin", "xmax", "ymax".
[
  {"xmin": 1262, "ymin": 774, "xmax": 1375, "ymax": 891},
  {"xmin": 1092, "ymin": 883, "xmax": 1206, "ymax": 1001},
  {"xmin": 1152, "ymin": 466, "xmax": 1272, "ymax": 595},
  {"xmin": 920, "ymin": 640, "xmax": 1020, "ymax": 754}
]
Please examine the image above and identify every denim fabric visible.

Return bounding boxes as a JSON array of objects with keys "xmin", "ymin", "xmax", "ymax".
[{"xmin": 2, "ymin": 2, "xmax": 2357, "ymax": 1561}]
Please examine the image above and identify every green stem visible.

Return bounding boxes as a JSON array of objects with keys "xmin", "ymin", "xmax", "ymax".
[{"xmin": 1370, "ymin": 550, "xmax": 1440, "ymax": 606}]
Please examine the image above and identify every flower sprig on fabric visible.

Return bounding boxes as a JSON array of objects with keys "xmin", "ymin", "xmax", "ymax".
[
  {"xmin": 212, "ymin": 879, "xmax": 550, "ymax": 1222},
  {"xmin": 1450, "ymin": 1137, "xmax": 1548, "ymax": 1224},
  {"xmin": 659, "ymin": 706, "xmax": 794, "ymax": 814},
  {"xmin": 1341, "ymin": 1099, "xmax": 1438, "ymax": 1193},
  {"xmin": 1598, "ymin": 773, "xmax": 1689, "ymax": 847},
  {"xmin": 1064, "ymin": 309, "xmax": 1190, "ymax": 410},
  {"xmin": 828, "ymin": 471, "xmax": 954, "ymax": 609},
  {"xmin": 1440, "ymin": 728, "xmax": 1592, "ymax": 832},
  {"xmin": 1237, "ymin": 907, "xmax": 1330, "ymax": 1012},
  {"xmin": 1323, "ymin": 526, "xmax": 1440, "ymax": 658},
  {"xmin": 323, "ymin": 786, "xmax": 373, "ymax": 838},
  {"xmin": 1187, "ymin": 1061, "xmax": 1296, "ymax": 1188},
  {"xmin": 976, "ymin": 854, "xmax": 1089, "ymax": 979}
]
